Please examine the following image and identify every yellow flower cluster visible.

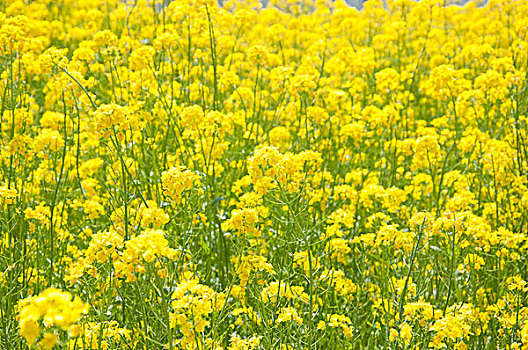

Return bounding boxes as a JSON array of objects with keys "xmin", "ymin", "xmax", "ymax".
[
  {"xmin": 170, "ymin": 273, "xmax": 225, "ymax": 348},
  {"xmin": 18, "ymin": 288, "xmax": 88, "ymax": 348},
  {"xmin": 70, "ymin": 321, "xmax": 133, "ymax": 350},
  {"xmin": 162, "ymin": 166, "xmax": 202, "ymax": 204}
]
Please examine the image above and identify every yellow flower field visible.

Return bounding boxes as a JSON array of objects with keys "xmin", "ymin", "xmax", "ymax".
[{"xmin": 1, "ymin": 0, "xmax": 528, "ymax": 348}]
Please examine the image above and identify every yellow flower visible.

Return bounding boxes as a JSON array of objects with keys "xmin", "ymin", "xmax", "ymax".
[
  {"xmin": 161, "ymin": 166, "xmax": 201, "ymax": 204},
  {"xmin": 39, "ymin": 332, "xmax": 58, "ymax": 350},
  {"xmin": 18, "ymin": 288, "xmax": 88, "ymax": 347},
  {"xmin": 19, "ymin": 319, "xmax": 40, "ymax": 347},
  {"xmin": 277, "ymin": 307, "xmax": 303, "ymax": 325}
]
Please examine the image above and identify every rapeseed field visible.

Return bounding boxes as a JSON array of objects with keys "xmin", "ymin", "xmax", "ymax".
[{"xmin": 1, "ymin": 0, "xmax": 528, "ymax": 349}]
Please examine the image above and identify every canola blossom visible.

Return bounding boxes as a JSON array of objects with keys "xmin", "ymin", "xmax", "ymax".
[{"xmin": 1, "ymin": 0, "xmax": 528, "ymax": 349}]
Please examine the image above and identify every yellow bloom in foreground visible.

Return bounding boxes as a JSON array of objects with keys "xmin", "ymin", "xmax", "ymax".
[
  {"xmin": 39, "ymin": 332, "xmax": 58, "ymax": 349},
  {"xmin": 19, "ymin": 319, "xmax": 40, "ymax": 347},
  {"xmin": 18, "ymin": 288, "xmax": 89, "ymax": 346}
]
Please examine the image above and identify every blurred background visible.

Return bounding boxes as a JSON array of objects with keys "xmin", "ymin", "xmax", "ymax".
[{"xmin": 124, "ymin": 0, "xmax": 483, "ymax": 11}]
